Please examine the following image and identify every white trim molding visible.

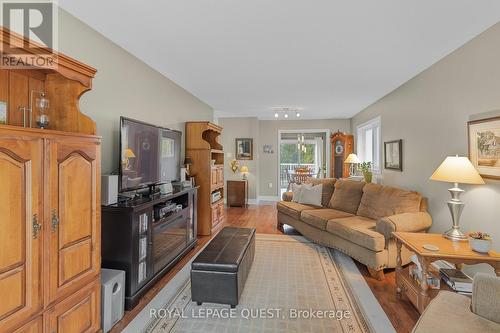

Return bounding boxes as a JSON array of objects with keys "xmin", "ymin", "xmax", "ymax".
[
  {"xmin": 257, "ymin": 196, "xmax": 281, "ymax": 202},
  {"xmin": 356, "ymin": 116, "xmax": 381, "ymax": 174}
]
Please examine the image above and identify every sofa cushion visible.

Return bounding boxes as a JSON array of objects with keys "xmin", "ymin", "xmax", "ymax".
[
  {"xmin": 305, "ymin": 178, "xmax": 337, "ymax": 207},
  {"xmin": 328, "ymin": 179, "xmax": 365, "ymax": 214},
  {"xmin": 357, "ymin": 183, "xmax": 422, "ymax": 220},
  {"xmin": 276, "ymin": 201, "xmax": 318, "ymax": 220},
  {"xmin": 300, "ymin": 209, "xmax": 354, "ymax": 230},
  {"xmin": 326, "ymin": 216, "xmax": 385, "ymax": 252}
]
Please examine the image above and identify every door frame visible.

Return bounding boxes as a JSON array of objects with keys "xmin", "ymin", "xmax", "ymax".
[{"xmin": 277, "ymin": 129, "xmax": 331, "ymax": 196}]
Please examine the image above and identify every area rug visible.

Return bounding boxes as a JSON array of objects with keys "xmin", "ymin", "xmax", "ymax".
[{"xmin": 130, "ymin": 234, "xmax": 394, "ymax": 333}]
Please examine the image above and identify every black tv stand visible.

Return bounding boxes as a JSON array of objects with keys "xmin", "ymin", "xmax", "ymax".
[{"xmin": 101, "ymin": 186, "xmax": 198, "ymax": 310}]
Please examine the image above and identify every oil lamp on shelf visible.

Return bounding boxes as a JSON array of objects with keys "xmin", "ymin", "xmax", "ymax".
[
  {"xmin": 20, "ymin": 90, "xmax": 50, "ymax": 129},
  {"xmin": 35, "ymin": 92, "xmax": 50, "ymax": 129}
]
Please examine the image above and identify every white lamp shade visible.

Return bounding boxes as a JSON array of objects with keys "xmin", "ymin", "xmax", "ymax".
[
  {"xmin": 430, "ymin": 156, "xmax": 485, "ymax": 185},
  {"xmin": 240, "ymin": 166, "xmax": 249, "ymax": 173},
  {"xmin": 344, "ymin": 153, "xmax": 360, "ymax": 164}
]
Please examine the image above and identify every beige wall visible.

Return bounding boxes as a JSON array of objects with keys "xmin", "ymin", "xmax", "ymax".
[
  {"xmin": 58, "ymin": 9, "xmax": 213, "ymax": 174},
  {"xmin": 219, "ymin": 117, "xmax": 260, "ymax": 200},
  {"xmin": 351, "ymin": 22, "xmax": 500, "ymax": 250},
  {"xmin": 219, "ymin": 118, "xmax": 351, "ymax": 199},
  {"xmin": 259, "ymin": 119, "xmax": 351, "ymax": 197}
]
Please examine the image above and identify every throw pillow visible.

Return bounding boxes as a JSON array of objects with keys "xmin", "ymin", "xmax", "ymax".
[
  {"xmin": 328, "ymin": 179, "xmax": 365, "ymax": 214},
  {"xmin": 291, "ymin": 183, "xmax": 311, "ymax": 202},
  {"xmin": 299, "ymin": 184, "xmax": 323, "ymax": 206},
  {"xmin": 305, "ymin": 178, "xmax": 336, "ymax": 206}
]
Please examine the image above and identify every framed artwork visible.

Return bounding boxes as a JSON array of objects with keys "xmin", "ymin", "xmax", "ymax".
[
  {"xmin": 384, "ymin": 139, "xmax": 403, "ymax": 171},
  {"xmin": 235, "ymin": 138, "xmax": 253, "ymax": 160},
  {"xmin": 468, "ymin": 116, "xmax": 500, "ymax": 179},
  {"xmin": 0, "ymin": 101, "xmax": 6, "ymax": 124}
]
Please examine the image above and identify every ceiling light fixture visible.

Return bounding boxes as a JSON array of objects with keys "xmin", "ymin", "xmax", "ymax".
[{"xmin": 271, "ymin": 107, "xmax": 303, "ymax": 119}]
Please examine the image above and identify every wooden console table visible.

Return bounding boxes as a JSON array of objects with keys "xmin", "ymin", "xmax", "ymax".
[
  {"xmin": 393, "ymin": 232, "xmax": 500, "ymax": 314},
  {"xmin": 227, "ymin": 180, "xmax": 248, "ymax": 207}
]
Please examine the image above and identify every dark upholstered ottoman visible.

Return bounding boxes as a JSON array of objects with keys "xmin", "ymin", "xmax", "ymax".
[{"xmin": 191, "ymin": 227, "xmax": 256, "ymax": 308}]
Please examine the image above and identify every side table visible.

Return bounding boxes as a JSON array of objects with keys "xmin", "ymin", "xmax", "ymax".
[
  {"xmin": 227, "ymin": 180, "xmax": 248, "ymax": 207},
  {"xmin": 393, "ymin": 232, "xmax": 500, "ymax": 314}
]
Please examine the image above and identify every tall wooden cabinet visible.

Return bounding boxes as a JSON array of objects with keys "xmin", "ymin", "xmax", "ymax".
[
  {"xmin": 0, "ymin": 129, "xmax": 43, "ymax": 333},
  {"xmin": 0, "ymin": 126, "xmax": 101, "ymax": 333},
  {"xmin": 1, "ymin": 28, "xmax": 101, "ymax": 333},
  {"xmin": 186, "ymin": 122, "xmax": 224, "ymax": 236}
]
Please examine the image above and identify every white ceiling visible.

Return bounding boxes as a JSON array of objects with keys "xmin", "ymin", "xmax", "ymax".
[{"xmin": 60, "ymin": 0, "xmax": 500, "ymax": 119}]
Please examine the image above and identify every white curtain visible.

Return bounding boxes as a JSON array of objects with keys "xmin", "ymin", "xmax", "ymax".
[{"xmin": 314, "ymin": 137, "xmax": 323, "ymax": 177}]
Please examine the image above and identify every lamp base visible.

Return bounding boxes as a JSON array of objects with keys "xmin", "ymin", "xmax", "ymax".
[
  {"xmin": 443, "ymin": 226, "xmax": 467, "ymax": 241},
  {"xmin": 443, "ymin": 183, "xmax": 467, "ymax": 242}
]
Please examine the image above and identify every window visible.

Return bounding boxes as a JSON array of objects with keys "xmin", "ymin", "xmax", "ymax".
[{"xmin": 357, "ymin": 116, "xmax": 381, "ymax": 173}]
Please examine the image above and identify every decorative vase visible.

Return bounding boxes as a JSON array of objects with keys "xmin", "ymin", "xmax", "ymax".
[
  {"xmin": 363, "ymin": 171, "xmax": 372, "ymax": 183},
  {"xmin": 468, "ymin": 237, "xmax": 492, "ymax": 253}
]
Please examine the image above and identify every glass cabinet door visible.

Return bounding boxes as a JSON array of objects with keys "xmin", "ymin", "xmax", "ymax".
[{"xmin": 137, "ymin": 212, "xmax": 149, "ymax": 285}]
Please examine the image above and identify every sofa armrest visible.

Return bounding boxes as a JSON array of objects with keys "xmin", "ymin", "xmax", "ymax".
[
  {"xmin": 282, "ymin": 191, "xmax": 293, "ymax": 201},
  {"xmin": 472, "ymin": 273, "xmax": 500, "ymax": 324},
  {"xmin": 376, "ymin": 211, "xmax": 432, "ymax": 242}
]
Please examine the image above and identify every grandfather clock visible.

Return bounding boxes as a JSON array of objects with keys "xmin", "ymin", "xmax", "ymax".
[{"xmin": 330, "ymin": 131, "xmax": 354, "ymax": 178}]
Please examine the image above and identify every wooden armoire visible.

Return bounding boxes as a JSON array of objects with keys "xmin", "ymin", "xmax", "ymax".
[
  {"xmin": 330, "ymin": 131, "xmax": 354, "ymax": 179},
  {"xmin": 185, "ymin": 122, "xmax": 224, "ymax": 236},
  {"xmin": 0, "ymin": 28, "xmax": 101, "ymax": 333}
]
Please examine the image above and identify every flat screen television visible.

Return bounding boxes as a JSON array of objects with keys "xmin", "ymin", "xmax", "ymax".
[{"xmin": 119, "ymin": 117, "xmax": 181, "ymax": 192}]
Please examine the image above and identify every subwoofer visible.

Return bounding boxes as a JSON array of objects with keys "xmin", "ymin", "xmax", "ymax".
[{"xmin": 101, "ymin": 268, "xmax": 125, "ymax": 332}]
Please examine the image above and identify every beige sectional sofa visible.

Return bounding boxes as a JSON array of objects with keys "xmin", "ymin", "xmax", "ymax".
[{"xmin": 277, "ymin": 178, "xmax": 432, "ymax": 279}]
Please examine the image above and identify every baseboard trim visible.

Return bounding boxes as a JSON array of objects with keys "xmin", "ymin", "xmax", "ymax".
[
  {"xmin": 224, "ymin": 197, "xmax": 279, "ymax": 205},
  {"xmin": 257, "ymin": 196, "xmax": 280, "ymax": 202}
]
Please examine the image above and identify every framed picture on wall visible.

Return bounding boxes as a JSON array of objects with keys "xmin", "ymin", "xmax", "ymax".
[
  {"xmin": 384, "ymin": 139, "xmax": 403, "ymax": 171},
  {"xmin": 468, "ymin": 116, "xmax": 500, "ymax": 179},
  {"xmin": 235, "ymin": 138, "xmax": 253, "ymax": 160},
  {"xmin": 0, "ymin": 101, "xmax": 7, "ymax": 124}
]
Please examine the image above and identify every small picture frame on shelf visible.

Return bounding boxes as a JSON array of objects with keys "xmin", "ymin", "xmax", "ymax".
[
  {"xmin": 0, "ymin": 101, "xmax": 7, "ymax": 124},
  {"xmin": 235, "ymin": 138, "xmax": 253, "ymax": 160},
  {"xmin": 384, "ymin": 139, "xmax": 403, "ymax": 171}
]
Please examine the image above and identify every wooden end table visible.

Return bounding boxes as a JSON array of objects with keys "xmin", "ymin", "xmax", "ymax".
[
  {"xmin": 393, "ymin": 232, "xmax": 500, "ymax": 314},
  {"xmin": 227, "ymin": 180, "xmax": 248, "ymax": 207}
]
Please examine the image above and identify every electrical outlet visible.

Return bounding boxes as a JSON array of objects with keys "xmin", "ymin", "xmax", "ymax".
[{"xmin": 268, "ymin": 183, "xmax": 273, "ymax": 188}]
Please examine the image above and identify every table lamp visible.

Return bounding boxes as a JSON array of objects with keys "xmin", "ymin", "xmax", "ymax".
[
  {"xmin": 344, "ymin": 153, "xmax": 360, "ymax": 177},
  {"xmin": 430, "ymin": 155, "xmax": 485, "ymax": 241},
  {"xmin": 240, "ymin": 165, "xmax": 249, "ymax": 180}
]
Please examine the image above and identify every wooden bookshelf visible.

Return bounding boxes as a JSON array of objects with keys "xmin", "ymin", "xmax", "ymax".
[{"xmin": 186, "ymin": 122, "xmax": 224, "ymax": 235}]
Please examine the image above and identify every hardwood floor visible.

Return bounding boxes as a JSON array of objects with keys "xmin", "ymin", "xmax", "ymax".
[
  {"xmin": 225, "ymin": 204, "xmax": 420, "ymax": 333},
  {"xmin": 109, "ymin": 202, "xmax": 419, "ymax": 333}
]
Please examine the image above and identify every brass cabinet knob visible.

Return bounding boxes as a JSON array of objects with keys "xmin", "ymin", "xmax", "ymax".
[
  {"xmin": 51, "ymin": 209, "xmax": 59, "ymax": 232},
  {"xmin": 32, "ymin": 214, "xmax": 41, "ymax": 239}
]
